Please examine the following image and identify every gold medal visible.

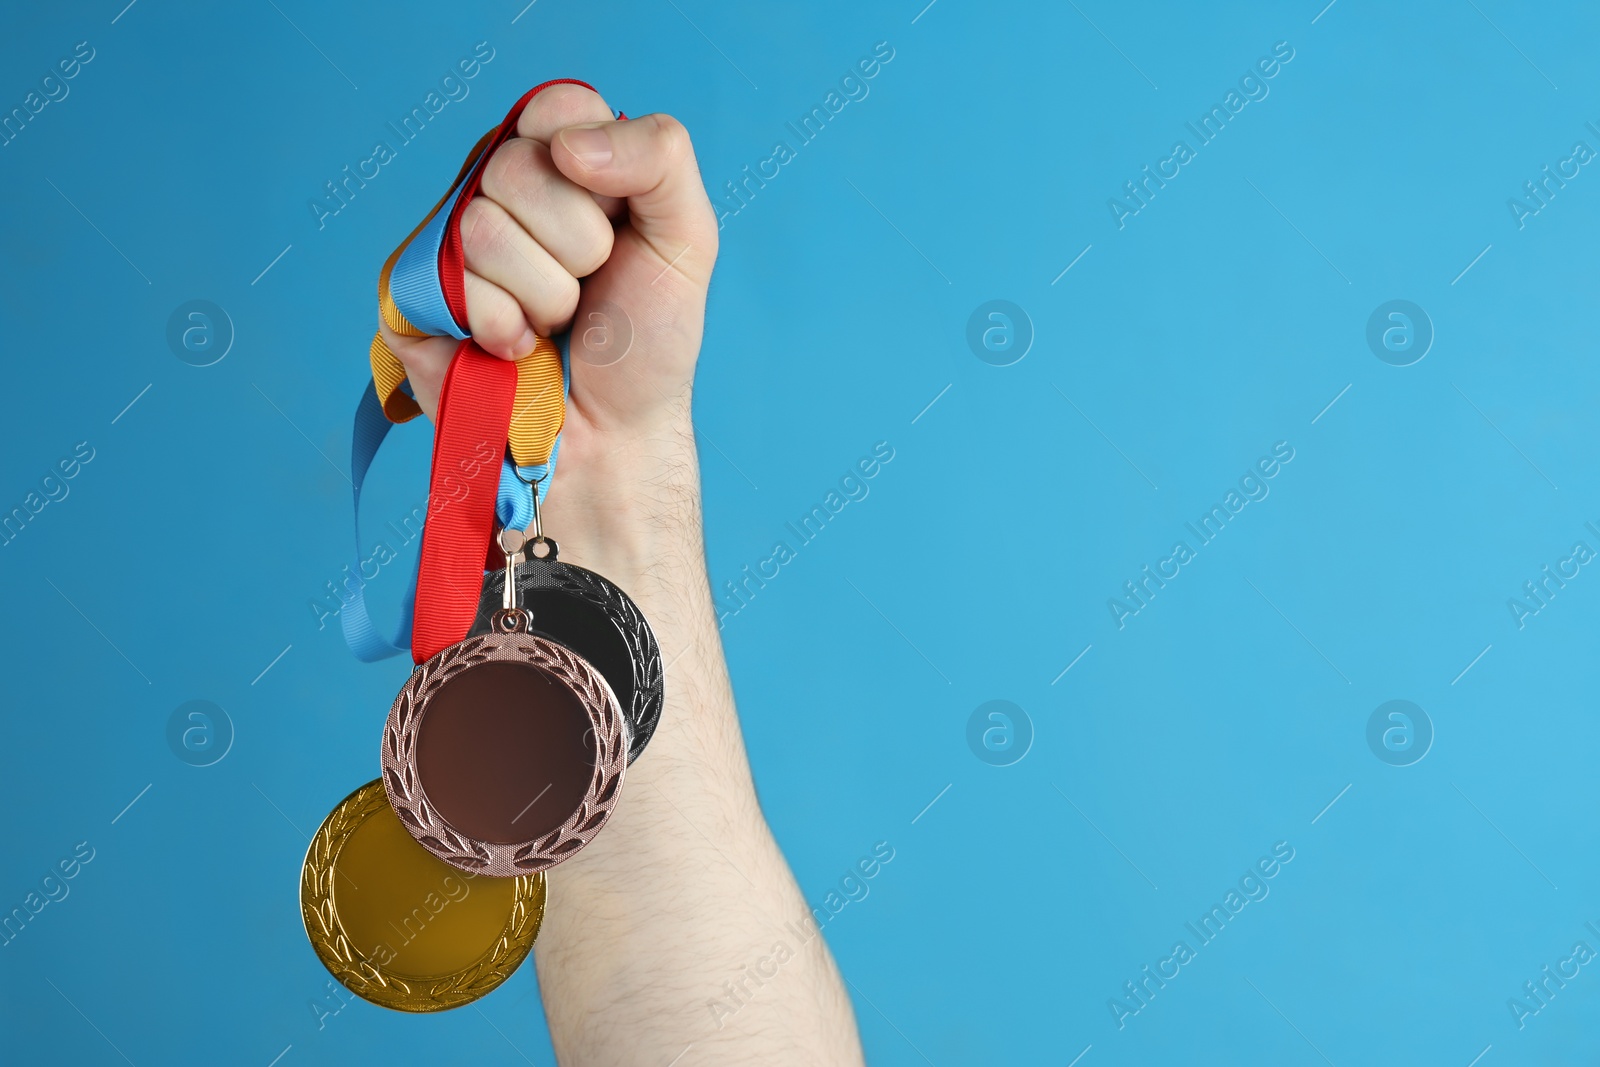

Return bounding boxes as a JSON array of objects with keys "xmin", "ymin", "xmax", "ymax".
[{"xmin": 300, "ymin": 779, "xmax": 545, "ymax": 1012}]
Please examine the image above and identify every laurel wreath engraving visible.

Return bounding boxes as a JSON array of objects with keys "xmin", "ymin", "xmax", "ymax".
[
  {"xmin": 472, "ymin": 556, "xmax": 664, "ymax": 762},
  {"xmin": 381, "ymin": 631, "xmax": 628, "ymax": 877},
  {"xmin": 299, "ymin": 780, "xmax": 545, "ymax": 1013}
]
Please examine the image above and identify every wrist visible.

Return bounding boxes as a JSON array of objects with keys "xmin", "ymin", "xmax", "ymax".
[{"xmin": 541, "ymin": 410, "xmax": 703, "ymax": 586}]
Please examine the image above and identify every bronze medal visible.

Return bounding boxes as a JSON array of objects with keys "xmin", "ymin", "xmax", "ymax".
[
  {"xmin": 382, "ymin": 528, "xmax": 628, "ymax": 877},
  {"xmin": 300, "ymin": 779, "xmax": 545, "ymax": 1012}
]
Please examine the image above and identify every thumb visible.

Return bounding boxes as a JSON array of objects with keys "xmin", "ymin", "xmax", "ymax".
[{"xmin": 551, "ymin": 114, "xmax": 718, "ymax": 283}]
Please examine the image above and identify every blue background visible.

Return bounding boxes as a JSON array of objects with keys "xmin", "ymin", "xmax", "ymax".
[{"xmin": 2, "ymin": 1, "xmax": 1598, "ymax": 1064}]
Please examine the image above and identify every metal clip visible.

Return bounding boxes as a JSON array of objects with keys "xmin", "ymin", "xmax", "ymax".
[
  {"xmin": 498, "ymin": 526, "xmax": 525, "ymax": 612},
  {"xmin": 512, "ymin": 465, "xmax": 545, "ymax": 546}
]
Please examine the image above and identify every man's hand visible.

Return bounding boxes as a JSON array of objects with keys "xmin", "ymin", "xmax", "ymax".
[{"xmin": 381, "ymin": 82, "xmax": 718, "ymax": 437}]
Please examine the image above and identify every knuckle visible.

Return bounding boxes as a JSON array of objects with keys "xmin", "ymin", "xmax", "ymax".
[
  {"xmin": 526, "ymin": 276, "xmax": 580, "ymax": 336},
  {"xmin": 572, "ymin": 216, "xmax": 614, "ymax": 277},
  {"xmin": 479, "ymin": 298, "xmax": 526, "ymax": 347},
  {"xmin": 460, "ymin": 198, "xmax": 505, "ymax": 263},
  {"xmin": 526, "ymin": 82, "xmax": 608, "ymax": 133},
  {"xmin": 543, "ymin": 276, "xmax": 581, "ymax": 330},
  {"xmin": 482, "ymin": 138, "xmax": 544, "ymax": 201},
  {"xmin": 547, "ymin": 82, "xmax": 605, "ymax": 116},
  {"xmin": 390, "ymin": 342, "xmax": 420, "ymax": 374},
  {"xmin": 648, "ymin": 113, "xmax": 692, "ymax": 162}
]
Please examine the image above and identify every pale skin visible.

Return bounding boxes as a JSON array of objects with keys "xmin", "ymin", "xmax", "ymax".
[{"xmin": 381, "ymin": 84, "xmax": 866, "ymax": 1066}]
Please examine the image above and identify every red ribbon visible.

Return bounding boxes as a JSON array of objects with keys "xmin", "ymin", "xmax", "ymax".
[
  {"xmin": 412, "ymin": 80, "xmax": 626, "ymax": 662},
  {"xmin": 411, "ymin": 341, "xmax": 517, "ymax": 663}
]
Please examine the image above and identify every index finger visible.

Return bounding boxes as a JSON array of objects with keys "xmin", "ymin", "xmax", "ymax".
[
  {"xmin": 515, "ymin": 81, "xmax": 625, "ymax": 219},
  {"xmin": 516, "ymin": 81, "xmax": 617, "ymax": 141}
]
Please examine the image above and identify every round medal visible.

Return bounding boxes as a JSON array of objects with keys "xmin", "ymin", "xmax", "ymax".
[
  {"xmin": 300, "ymin": 779, "xmax": 545, "ymax": 1012},
  {"xmin": 382, "ymin": 604, "xmax": 628, "ymax": 877},
  {"xmin": 470, "ymin": 537, "xmax": 663, "ymax": 764}
]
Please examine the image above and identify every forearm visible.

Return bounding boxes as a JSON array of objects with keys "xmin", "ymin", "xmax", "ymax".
[{"xmin": 535, "ymin": 408, "xmax": 865, "ymax": 1066}]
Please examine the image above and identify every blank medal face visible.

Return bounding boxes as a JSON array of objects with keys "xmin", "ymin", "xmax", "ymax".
[
  {"xmin": 383, "ymin": 630, "xmax": 628, "ymax": 877},
  {"xmin": 413, "ymin": 660, "xmax": 595, "ymax": 843},
  {"xmin": 333, "ymin": 797, "xmax": 516, "ymax": 974},
  {"xmin": 300, "ymin": 780, "xmax": 544, "ymax": 1013}
]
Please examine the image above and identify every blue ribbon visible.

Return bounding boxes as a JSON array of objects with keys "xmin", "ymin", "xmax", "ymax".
[
  {"xmin": 342, "ymin": 230, "xmax": 571, "ymax": 660},
  {"xmin": 388, "ymin": 167, "xmax": 478, "ymax": 341},
  {"xmin": 341, "ymin": 381, "xmax": 420, "ymax": 662}
]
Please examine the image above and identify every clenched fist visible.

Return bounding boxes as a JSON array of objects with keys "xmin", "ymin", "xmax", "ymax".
[{"xmin": 381, "ymin": 83, "xmax": 718, "ymax": 448}]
